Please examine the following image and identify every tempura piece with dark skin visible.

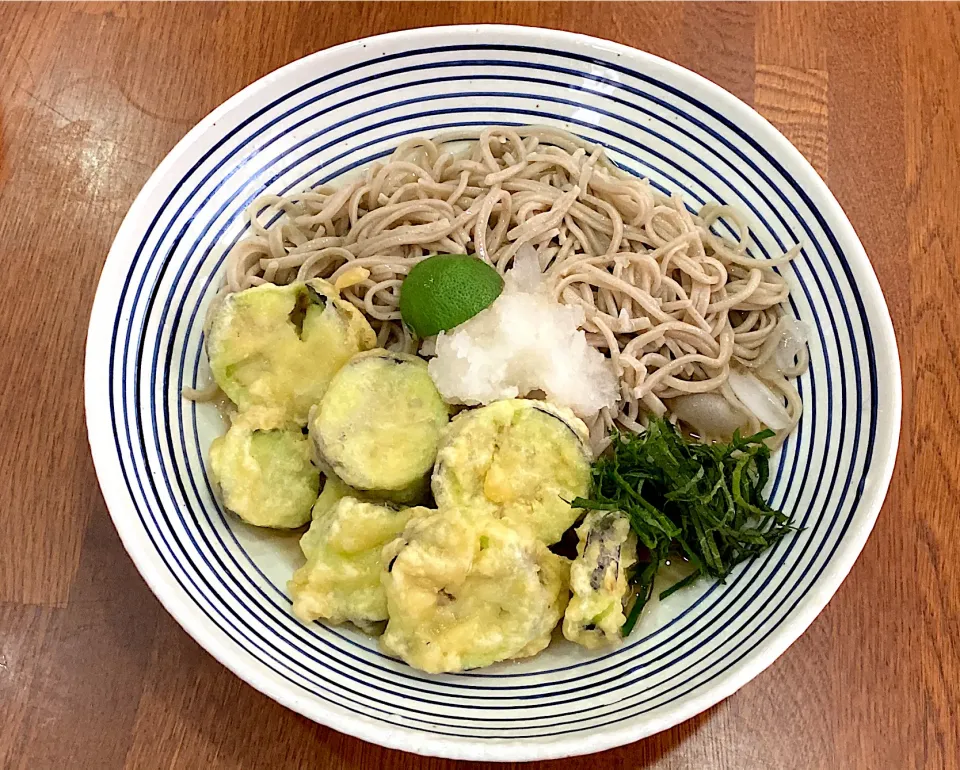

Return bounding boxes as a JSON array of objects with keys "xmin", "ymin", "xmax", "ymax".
[
  {"xmin": 310, "ymin": 349, "xmax": 449, "ymax": 493},
  {"xmin": 563, "ymin": 510, "xmax": 637, "ymax": 648},
  {"xmin": 432, "ymin": 399, "xmax": 592, "ymax": 545}
]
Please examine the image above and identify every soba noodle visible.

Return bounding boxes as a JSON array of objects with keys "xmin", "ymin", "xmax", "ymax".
[{"xmin": 212, "ymin": 125, "xmax": 807, "ymax": 443}]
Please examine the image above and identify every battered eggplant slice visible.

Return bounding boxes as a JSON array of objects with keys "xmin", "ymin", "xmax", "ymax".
[
  {"xmin": 299, "ymin": 474, "xmax": 353, "ymax": 560},
  {"xmin": 379, "ymin": 510, "xmax": 570, "ymax": 673},
  {"xmin": 206, "ymin": 280, "xmax": 376, "ymax": 424},
  {"xmin": 209, "ymin": 415, "xmax": 319, "ymax": 529},
  {"xmin": 311, "ymin": 349, "xmax": 449, "ymax": 493},
  {"xmin": 300, "ymin": 472, "xmax": 431, "ymax": 561},
  {"xmin": 431, "ymin": 399, "xmax": 592, "ymax": 545},
  {"xmin": 289, "ymin": 497, "xmax": 430, "ymax": 630},
  {"xmin": 563, "ymin": 510, "xmax": 638, "ymax": 649}
]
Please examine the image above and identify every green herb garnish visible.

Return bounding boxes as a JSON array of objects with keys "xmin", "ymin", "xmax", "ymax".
[{"xmin": 571, "ymin": 417, "xmax": 795, "ymax": 636}]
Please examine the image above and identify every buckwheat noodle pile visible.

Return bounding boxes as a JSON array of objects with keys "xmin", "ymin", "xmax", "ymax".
[{"xmin": 199, "ymin": 125, "xmax": 807, "ymax": 446}]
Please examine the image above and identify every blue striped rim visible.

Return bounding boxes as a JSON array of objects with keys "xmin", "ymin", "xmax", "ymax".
[
  {"xmin": 105, "ymin": 45, "xmax": 876, "ymax": 736},
  {"xmin": 157, "ymin": 86, "xmax": 838, "ymax": 684},
  {"xmin": 151, "ymin": 87, "xmax": 842, "ymax": 717},
  {"xmin": 169, "ymin": 115, "xmax": 806, "ymax": 676},
  {"xmin": 162, "ymin": 109, "xmax": 817, "ymax": 689},
  {"xmin": 125, "ymin": 72, "xmax": 856, "ymax": 708},
  {"xmin": 127, "ymin": 121, "xmax": 848, "ymax": 720}
]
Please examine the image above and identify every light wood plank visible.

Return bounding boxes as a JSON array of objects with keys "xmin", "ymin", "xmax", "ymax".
[
  {"xmin": 757, "ymin": 2, "xmax": 827, "ymax": 70},
  {"xmin": 755, "ymin": 65, "xmax": 828, "ymax": 176}
]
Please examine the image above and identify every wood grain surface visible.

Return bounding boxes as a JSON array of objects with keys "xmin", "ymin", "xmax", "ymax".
[{"xmin": 0, "ymin": 3, "xmax": 956, "ymax": 768}]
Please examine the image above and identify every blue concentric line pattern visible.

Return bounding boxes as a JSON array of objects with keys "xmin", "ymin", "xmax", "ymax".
[{"xmin": 104, "ymin": 44, "xmax": 877, "ymax": 738}]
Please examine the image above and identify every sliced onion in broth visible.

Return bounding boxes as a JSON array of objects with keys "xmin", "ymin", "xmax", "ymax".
[
  {"xmin": 668, "ymin": 393, "xmax": 750, "ymax": 440},
  {"xmin": 727, "ymin": 371, "xmax": 792, "ymax": 431}
]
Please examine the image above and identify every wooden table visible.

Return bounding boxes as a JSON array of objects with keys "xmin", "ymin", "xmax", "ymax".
[{"xmin": 1, "ymin": 2, "xmax": 956, "ymax": 768}]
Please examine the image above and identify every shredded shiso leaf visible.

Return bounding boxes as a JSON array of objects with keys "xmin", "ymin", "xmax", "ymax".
[{"xmin": 572, "ymin": 417, "xmax": 796, "ymax": 636}]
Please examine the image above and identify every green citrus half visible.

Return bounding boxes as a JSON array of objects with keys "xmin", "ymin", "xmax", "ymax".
[{"xmin": 399, "ymin": 254, "xmax": 504, "ymax": 337}]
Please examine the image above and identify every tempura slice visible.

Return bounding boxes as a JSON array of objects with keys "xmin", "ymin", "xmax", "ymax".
[
  {"xmin": 563, "ymin": 510, "xmax": 637, "ymax": 648},
  {"xmin": 206, "ymin": 279, "xmax": 376, "ymax": 424},
  {"xmin": 300, "ymin": 472, "xmax": 432, "ymax": 561},
  {"xmin": 432, "ymin": 399, "xmax": 592, "ymax": 544},
  {"xmin": 289, "ymin": 497, "xmax": 429, "ymax": 630},
  {"xmin": 209, "ymin": 414, "xmax": 319, "ymax": 529},
  {"xmin": 380, "ymin": 510, "xmax": 570, "ymax": 673},
  {"xmin": 311, "ymin": 349, "xmax": 449, "ymax": 493},
  {"xmin": 299, "ymin": 474, "xmax": 353, "ymax": 560}
]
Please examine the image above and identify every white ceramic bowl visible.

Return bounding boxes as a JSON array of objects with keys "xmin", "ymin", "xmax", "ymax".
[{"xmin": 85, "ymin": 25, "xmax": 901, "ymax": 762}]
